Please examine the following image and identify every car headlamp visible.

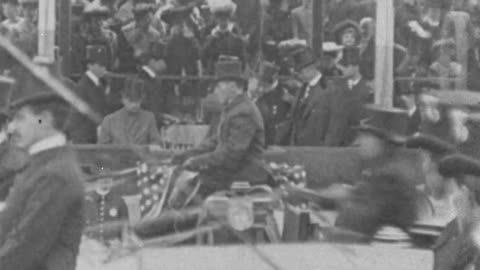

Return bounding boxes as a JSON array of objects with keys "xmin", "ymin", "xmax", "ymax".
[{"xmin": 227, "ymin": 200, "xmax": 254, "ymax": 232}]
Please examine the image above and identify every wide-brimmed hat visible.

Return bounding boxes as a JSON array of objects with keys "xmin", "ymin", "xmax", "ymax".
[
  {"xmin": 132, "ymin": 0, "xmax": 156, "ymax": 16},
  {"xmin": 438, "ymin": 154, "xmax": 480, "ymax": 178},
  {"xmin": 332, "ymin": 20, "xmax": 361, "ymax": 46},
  {"xmin": 354, "ymin": 104, "xmax": 411, "ymax": 145}
]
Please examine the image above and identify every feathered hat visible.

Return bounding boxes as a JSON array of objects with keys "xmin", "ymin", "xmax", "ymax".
[{"xmin": 83, "ymin": 0, "xmax": 110, "ymax": 17}]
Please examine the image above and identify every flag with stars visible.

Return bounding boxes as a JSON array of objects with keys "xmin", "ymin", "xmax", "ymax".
[{"xmin": 136, "ymin": 165, "xmax": 174, "ymax": 221}]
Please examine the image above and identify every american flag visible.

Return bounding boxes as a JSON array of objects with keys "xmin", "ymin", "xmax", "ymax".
[{"xmin": 136, "ymin": 165, "xmax": 174, "ymax": 221}]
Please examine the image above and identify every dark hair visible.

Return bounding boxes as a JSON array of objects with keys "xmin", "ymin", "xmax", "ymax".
[
  {"xmin": 122, "ymin": 79, "xmax": 146, "ymax": 102},
  {"xmin": 27, "ymin": 100, "xmax": 70, "ymax": 131}
]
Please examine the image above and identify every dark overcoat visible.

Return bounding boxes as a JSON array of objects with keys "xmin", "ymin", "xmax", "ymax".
[
  {"xmin": 177, "ymin": 94, "xmax": 270, "ymax": 194},
  {"xmin": 324, "ymin": 78, "xmax": 372, "ymax": 147},
  {"xmin": 0, "ymin": 143, "xmax": 28, "ymax": 201},
  {"xmin": 67, "ymin": 74, "xmax": 111, "ymax": 144},
  {"xmin": 0, "ymin": 147, "xmax": 85, "ymax": 270},
  {"xmin": 138, "ymin": 68, "xmax": 167, "ymax": 122}
]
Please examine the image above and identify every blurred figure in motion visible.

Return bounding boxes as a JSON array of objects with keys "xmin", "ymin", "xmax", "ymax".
[{"xmin": 433, "ymin": 154, "xmax": 480, "ymax": 270}]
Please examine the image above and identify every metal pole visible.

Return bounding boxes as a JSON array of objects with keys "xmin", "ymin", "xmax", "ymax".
[{"xmin": 312, "ymin": 0, "xmax": 324, "ymax": 59}]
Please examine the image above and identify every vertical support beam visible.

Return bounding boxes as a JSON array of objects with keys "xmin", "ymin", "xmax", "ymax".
[
  {"xmin": 58, "ymin": 0, "xmax": 71, "ymax": 76},
  {"xmin": 37, "ymin": 0, "xmax": 56, "ymax": 62},
  {"xmin": 374, "ymin": 0, "xmax": 395, "ymax": 108},
  {"xmin": 312, "ymin": 0, "xmax": 324, "ymax": 59}
]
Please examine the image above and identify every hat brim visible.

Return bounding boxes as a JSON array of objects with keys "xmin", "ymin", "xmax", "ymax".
[
  {"xmin": 405, "ymin": 133, "xmax": 456, "ymax": 156},
  {"xmin": 438, "ymin": 153, "xmax": 480, "ymax": 178},
  {"xmin": 353, "ymin": 125, "xmax": 407, "ymax": 145},
  {"xmin": 10, "ymin": 93, "xmax": 67, "ymax": 111}
]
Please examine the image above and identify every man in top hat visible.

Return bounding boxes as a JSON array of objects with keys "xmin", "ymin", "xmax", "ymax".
[
  {"xmin": 254, "ymin": 61, "xmax": 296, "ymax": 146},
  {"xmin": 98, "ymin": 78, "xmax": 162, "ymax": 145},
  {"xmin": 202, "ymin": 0, "xmax": 246, "ymax": 74},
  {"xmin": 122, "ymin": 1, "xmax": 165, "ymax": 62},
  {"xmin": 68, "ymin": 45, "xmax": 112, "ymax": 144},
  {"xmin": 433, "ymin": 154, "xmax": 480, "ymax": 270},
  {"xmin": 0, "ymin": 76, "xmax": 28, "ymax": 201},
  {"xmin": 333, "ymin": 104, "xmax": 421, "ymax": 241},
  {"xmin": 170, "ymin": 59, "xmax": 271, "ymax": 204},
  {"xmin": 0, "ymin": 73, "xmax": 85, "ymax": 270}
]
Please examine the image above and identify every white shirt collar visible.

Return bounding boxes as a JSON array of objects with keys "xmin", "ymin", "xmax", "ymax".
[
  {"xmin": 86, "ymin": 70, "xmax": 101, "ymax": 87},
  {"xmin": 309, "ymin": 73, "xmax": 322, "ymax": 87},
  {"xmin": 348, "ymin": 77, "xmax": 361, "ymax": 89},
  {"xmin": 28, "ymin": 133, "xmax": 67, "ymax": 155},
  {"xmin": 142, "ymin": 66, "xmax": 156, "ymax": 78}
]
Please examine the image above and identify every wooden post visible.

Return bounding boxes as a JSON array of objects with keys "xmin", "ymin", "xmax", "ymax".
[
  {"xmin": 312, "ymin": 0, "xmax": 324, "ymax": 59},
  {"xmin": 374, "ymin": 0, "xmax": 395, "ymax": 108},
  {"xmin": 37, "ymin": 0, "xmax": 56, "ymax": 62}
]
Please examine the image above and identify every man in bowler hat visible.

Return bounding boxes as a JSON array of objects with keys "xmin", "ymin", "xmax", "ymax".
[
  {"xmin": 0, "ymin": 74, "xmax": 85, "ymax": 270},
  {"xmin": 171, "ymin": 59, "xmax": 271, "ymax": 204}
]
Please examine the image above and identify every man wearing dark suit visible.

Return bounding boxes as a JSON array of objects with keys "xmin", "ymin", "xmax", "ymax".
[
  {"xmin": 137, "ymin": 44, "xmax": 167, "ymax": 124},
  {"xmin": 68, "ymin": 45, "xmax": 111, "ymax": 144},
  {"xmin": 0, "ymin": 74, "xmax": 85, "ymax": 270},
  {"xmin": 171, "ymin": 59, "xmax": 271, "ymax": 201},
  {"xmin": 278, "ymin": 40, "xmax": 329, "ymax": 146},
  {"xmin": 324, "ymin": 50, "xmax": 372, "ymax": 146}
]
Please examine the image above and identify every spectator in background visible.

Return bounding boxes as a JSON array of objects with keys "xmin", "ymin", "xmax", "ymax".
[
  {"xmin": 163, "ymin": 4, "xmax": 202, "ymax": 116},
  {"xmin": 0, "ymin": 0, "xmax": 22, "ymax": 38},
  {"xmin": 15, "ymin": 0, "xmax": 38, "ymax": 58},
  {"xmin": 262, "ymin": 0, "xmax": 293, "ymax": 62},
  {"xmin": 68, "ymin": 46, "xmax": 111, "ymax": 144},
  {"xmin": 122, "ymin": 2, "xmax": 164, "ymax": 63},
  {"xmin": 79, "ymin": 1, "xmax": 118, "ymax": 71},
  {"xmin": 98, "ymin": 79, "xmax": 162, "ymax": 145},
  {"xmin": 320, "ymin": 42, "xmax": 344, "ymax": 78},
  {"xmin": 202, "ymin": 0, "xmax": 245, "ymax": 74},
  {"xmin": 430, "ymin": 39, "xmax": 463, "ymax": 90},
  {"xmin": 359, "ymin": 17, "xmax": 375, "ymax": 81},
  {"xmin": 137, "ymin": 43, "xmax": 167, "ymax": 125},
  {"xmin": 291, "ymin": 0, "xmax": 312, "ymax": 46}
]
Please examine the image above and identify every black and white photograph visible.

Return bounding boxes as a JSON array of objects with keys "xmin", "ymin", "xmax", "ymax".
[{"xmin": 2, "ymin": 0, "xmax": 480, "ymax": 269}]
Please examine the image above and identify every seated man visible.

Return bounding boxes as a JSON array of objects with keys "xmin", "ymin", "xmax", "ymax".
[
  {"xmin": 98, "ymin": 79, "xmax": 162, "ymax": 145},
  {"xmin": 171, "ymin": 60, "xmax": 271, "ymax": 206}
]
